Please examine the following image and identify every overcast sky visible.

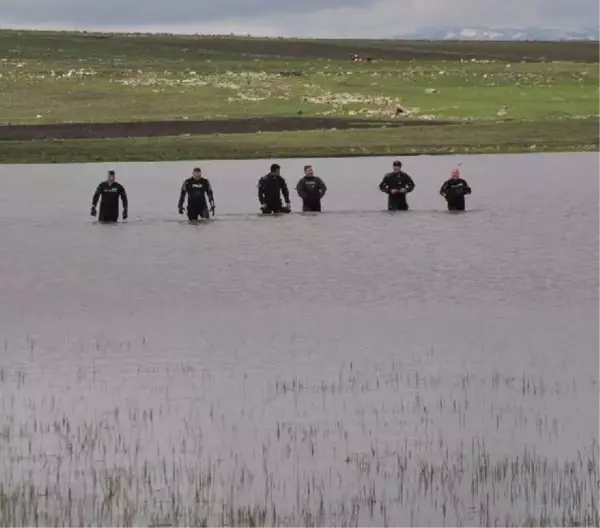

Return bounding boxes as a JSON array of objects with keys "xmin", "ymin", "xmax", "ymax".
[{"xmin": 2, "ymin": 0, "xmax": 598, "ymax": 37}]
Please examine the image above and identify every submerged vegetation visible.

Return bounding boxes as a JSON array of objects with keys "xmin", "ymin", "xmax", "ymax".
[
  {"xmin": 0, "ymin": 339, "xmax": 597, "ymax": 526},
  {"xmin": 0, "ymin": 30, "xmax": 598, "ymax": 162}
]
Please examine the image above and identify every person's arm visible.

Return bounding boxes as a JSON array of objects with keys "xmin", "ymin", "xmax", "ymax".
[
  {"xmin": 258, "ymin": 177, "xmax": 265, "ymax": 204},
  {"xmin": 462, "ymin": 180, "xmax": 472, "ymax": 195},
  {"xmin": 403, "ymin": 173, "xmax": 415, "ymax": 193},
  {"xmin": 296, "ymin": 178, "xmax": 307, "ymax": 200},
  {"xmin": 379, "ymin": 174, "xmax": 391, "ymax": 194},
  {"xmin": 280, "ymin": 177, "xmax": 290, "ymax": 204},
  {"xmin": 440, "ymin": 180, "xmax": 449, "ymax": 196},
  {"xmin": 119, "ymin": 184, "xmax": 128, "ymax": 211},
  {"xmin": 92, "ymin": 184, "xmax": 102, "ymax": 207},
  {"xmin": 205, "ymin": 180, "xmax": 215, "ymax": 215},
  {"xmin": 317, "ymin": 177, "xmax": 327, "ymax": 197},
  {"xmin": 205, "ymin": 180, "xmax": 215, "ymax": 205},
  {"xmin": 91, "ymin": 183, "xmax": 102, "ymax": 215},
  {"xmin": 178, "ymin": 180, "xmax": 187, "ymax": 211}
]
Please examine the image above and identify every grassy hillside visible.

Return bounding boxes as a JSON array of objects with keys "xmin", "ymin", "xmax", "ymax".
[
  {"xmin": 2, "ymin": 29, "xmax": 599, "ymax": 62},
  {"xmin": 0, "ymin": 29, "xmax": 598, "ymax": 162}
]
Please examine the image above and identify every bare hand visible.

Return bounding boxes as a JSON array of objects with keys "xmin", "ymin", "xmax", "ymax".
[{"xmin": 398, "ymin": 187, "xmax": 406, "ymax": 193}]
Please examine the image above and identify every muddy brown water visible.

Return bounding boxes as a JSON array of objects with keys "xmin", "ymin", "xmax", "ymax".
[{"xmin": 0, "ymin": 152, "xmax": 598, "ymax": 525}]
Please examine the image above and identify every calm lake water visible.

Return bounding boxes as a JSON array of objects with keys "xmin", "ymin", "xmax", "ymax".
[{"xmin": 0, "ymin": 153, "xmax": 598, "ymax": 526}]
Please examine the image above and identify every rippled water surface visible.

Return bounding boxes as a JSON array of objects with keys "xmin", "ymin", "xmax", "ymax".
[{"xmin": 0, "ymin": 153, "xmax": 598, "ymax": 526}]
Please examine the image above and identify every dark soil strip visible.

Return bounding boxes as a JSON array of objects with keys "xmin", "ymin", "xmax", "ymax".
[{"xmin": 0, "ymin": 117, "xmax": 455, "ymax": 141}]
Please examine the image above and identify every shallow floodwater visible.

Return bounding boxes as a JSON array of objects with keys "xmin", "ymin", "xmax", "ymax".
[{"xmin": 0, "ymin": 153, "xmax": 598, "ymax": 526}]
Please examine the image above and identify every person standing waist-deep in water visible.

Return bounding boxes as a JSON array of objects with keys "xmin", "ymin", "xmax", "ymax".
[
  {"xmin": 178, "ymin": 167, "xmax": 215, "ymax": 220},
  {"xmin": 258, "ymin": 163, "xmax": 291, "ymax": 214},
  {"xmin": 379, "ymin": 160, "xmax": 415, "ymax": 211},
  {"xmin": 440, "ymin": 168, "xmax": 472, "ymax": 211},
  {"xmin": 296, "ymin": 165, "xmax": 327, "ymax": 212},
  {"xmin": 91, "ymin": 170, "xmax": 128, "ymax": 222}
]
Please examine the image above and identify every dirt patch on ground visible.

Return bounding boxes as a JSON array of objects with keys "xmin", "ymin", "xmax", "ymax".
[{"xmin": 0, "ymin": 117, "xmax": 457, "ymax": 141}]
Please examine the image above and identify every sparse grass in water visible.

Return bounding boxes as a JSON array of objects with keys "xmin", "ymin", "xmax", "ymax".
[{"xmin": 0, "ymin": 340, "xmax": 598, "ymax": 527}]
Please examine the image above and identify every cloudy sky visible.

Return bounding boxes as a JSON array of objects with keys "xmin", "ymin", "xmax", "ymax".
[{"xmin": 2, "ymin": 0, "xmax": 598, "ymax": 37}]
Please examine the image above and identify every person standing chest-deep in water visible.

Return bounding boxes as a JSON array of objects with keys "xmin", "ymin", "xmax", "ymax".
[
  {"xmin": 178, "ymin": 167, "xmax": 215, "ymax": 220},
  {"xmin": 440, "ymin": 168, "xmax": 472, "ymax": 211},
  {"xmin": 258, "ymin": 163, "xmax": 291, "ymax": 214},
  {"xmin": 91, "ymin": 170, "xmax": 128, "ymax": 222},
  {"xmin": 379, "ymin": 160, "xmax": 415, "ymax": 211},
  {"xmin": 296, "ymin": 165, "xmax": 327, "ymax": 212}
]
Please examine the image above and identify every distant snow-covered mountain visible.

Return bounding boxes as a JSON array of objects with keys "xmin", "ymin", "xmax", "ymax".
[{"xmin": 397, "ymin": 26, "xmax": 599, "ymax": 41}]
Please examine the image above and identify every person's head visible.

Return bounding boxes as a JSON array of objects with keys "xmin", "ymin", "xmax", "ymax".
[
  {"xmin": 107, "ymin": 170, "xmax": 116, "ymax": 184},
  {"xmin": 304, "ymin": 165, "xmax": 314, "ymax": 177},
  {"xmin": 392, "ymin": 160, "xmax": 402, "ymax": 172},
  {"xmin": 192, "ymin": 167, "xmax": 202, "ymax": 180},
  {"xmin": 451, "ymin": 168, "xmax": 460, "ymax": 179},
  {"xmin": 270, "ymin": 163, "xmax": 280, "ymax": 176}
]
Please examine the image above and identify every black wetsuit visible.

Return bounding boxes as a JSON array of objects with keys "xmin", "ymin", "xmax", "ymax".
[
  {"xmin": 379, "ymin": 171, "xmax": 415, "ymax": 211},
  {"xmin": 178, "ymin": 177, "xmax": 214, "ymax": 220},
  {"xmin": 440, "ymin": 178, "xmax": 471, "ymax": 211},
  {"xmin": 258, "ymin": 173, "xmax": 291, "ymax": 214},
  {"xmin": 92, "ymin": 181, "xmax": 128, "ymax": 222},
  {"xmin": 296, "ymin": 176, "xmax": 327, "ymax": 212}
]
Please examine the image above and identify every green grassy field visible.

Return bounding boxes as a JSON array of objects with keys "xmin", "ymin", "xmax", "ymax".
[
  {"xmin": 1, "ymin": 120, "xmax": 597, "ymax": 164},
  {"xmin": 0, "ymin": 30, "xmax": 598, "ymax": 162}
]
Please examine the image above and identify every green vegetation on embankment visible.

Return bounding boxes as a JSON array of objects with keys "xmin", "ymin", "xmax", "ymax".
[{"xmin": 0, "ymin": 29, "xmax": 598, "ymax": 162}]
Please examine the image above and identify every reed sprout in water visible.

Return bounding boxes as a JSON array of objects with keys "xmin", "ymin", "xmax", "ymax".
[{"xmin": 0, "ymin": 342, "xmax": 597, "ymax": 527}]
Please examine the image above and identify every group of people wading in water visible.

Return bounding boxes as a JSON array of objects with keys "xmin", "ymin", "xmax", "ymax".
[{"xmin": 90, "ymin": 160, "xmax": 472, "ymax": 223}]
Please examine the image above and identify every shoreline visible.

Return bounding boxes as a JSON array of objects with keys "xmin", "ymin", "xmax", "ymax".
[
  {"xmin": 0, "ymin": 118, "xmax": 597, "ymax": 164},
  {"xmin": 1, "ymin": 124, "xmax": 597, "ymax": 164}
]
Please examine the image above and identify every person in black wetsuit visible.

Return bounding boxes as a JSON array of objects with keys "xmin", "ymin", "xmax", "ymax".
[
  {"xmin": 258, "ymin": 164, "xmax": 291, "ymax": 214},
  {"xmin": 178, "ymin": 167, "xmax": 215, "ymax": 220},
  {"xmin": 440, "ymin": 168, "xmax": 472, "ymax": 211},
  {"xmin": 91, "ymin": 170, "xmax": 128, "ymax": 222},
  {"xmin": 379, "ymin": 160, "xmax": 415, "ymax": 211},
  {"xmin": 296, "ymin": 165, "xmax": 327, "ymax": 212}
]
